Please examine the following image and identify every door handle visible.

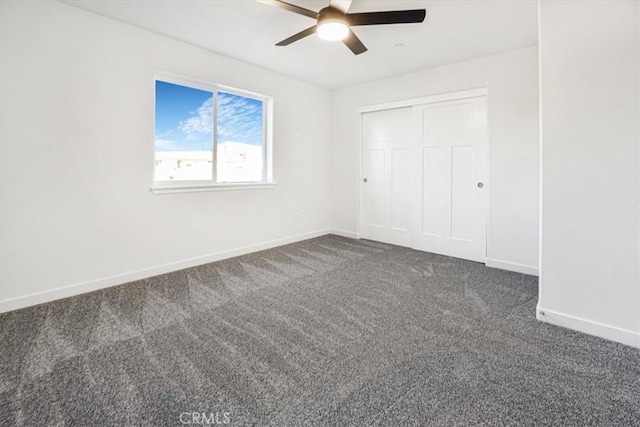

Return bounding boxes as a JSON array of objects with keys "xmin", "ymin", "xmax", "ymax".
[
  {"xmin": 477, "ymin": 182, "xmax": 484, "ymax": 188},
  {"xmin": 363, "ymin": 178, "xmax": 368, "ymax": 183}
]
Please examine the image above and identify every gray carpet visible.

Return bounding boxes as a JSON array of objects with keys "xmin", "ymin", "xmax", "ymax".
[{"xmin": 1, "ymin": 235, "xmax": 639, "ymax": 426}]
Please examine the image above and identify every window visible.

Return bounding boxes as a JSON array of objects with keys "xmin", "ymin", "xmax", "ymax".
[{"xmin": 152, "ymin": 73, "xmax": 273, "ymax": 193}]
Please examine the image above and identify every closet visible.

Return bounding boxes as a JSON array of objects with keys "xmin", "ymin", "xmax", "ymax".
[{"xmin": 360, "ymin": 91, "xmax": 487, "ymax": 263}]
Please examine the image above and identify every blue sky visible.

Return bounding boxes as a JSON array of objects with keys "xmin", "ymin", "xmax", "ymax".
[{"xmin": 155, "ymin": 81, "xmax": 263, "ymax": 151}]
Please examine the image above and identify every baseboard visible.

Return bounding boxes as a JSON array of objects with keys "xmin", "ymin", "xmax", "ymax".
[
  {"xmin": 0, "ymin": 228, "xmax": 332, "ymax": 314},
  {"xmin": 536, "ymin": 304, "xmax": 640, "ymax": 349},
  {"xmin": 485, "ymin": 258, "xmax": 539, "ymax": 276},
  {"xmin": 329, "ymin": 228, "xmax": 360, "ymax": 239}
]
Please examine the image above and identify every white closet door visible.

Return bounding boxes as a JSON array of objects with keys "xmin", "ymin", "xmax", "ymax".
[
  {"xmin": 361, "ymin": 107, "xmax": 413, "ymax": 247},
  {"xmin": 411, "ymin": 97, "xmax": 487, "ymax": 262}
]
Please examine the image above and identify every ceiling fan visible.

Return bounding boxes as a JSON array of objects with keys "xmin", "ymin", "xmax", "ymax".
[{"xmin": 257, "ymin": 0, "xmax": 426, "ymax": 55}]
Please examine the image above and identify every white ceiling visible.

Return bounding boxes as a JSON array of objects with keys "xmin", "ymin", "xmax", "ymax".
[{"xmin": 62, "ymin": 0, "xmax": 538, "ymax": 90}]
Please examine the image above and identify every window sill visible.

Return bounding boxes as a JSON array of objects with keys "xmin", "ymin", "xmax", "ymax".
[{"xmin": 150, "ymin": 181, "xmax": 276, "ymax": 195}]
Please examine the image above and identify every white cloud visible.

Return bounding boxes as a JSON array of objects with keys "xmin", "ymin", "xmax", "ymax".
[
  {"xmin": 171, "ymin": 94, "xmax": 262, "ymax": 145},
  {"xmin": 155, "ymin": 130, "xmax": 176, "ymax": 139},
  {"xmin": 217, "ymin": 94, "xmax": 263, "ymax": 143},
  {"xmin": 179, "ymin": 97, "xmax": 213, "ymax": 139},
  {"xmin": 154, "ymin": 138, "xmax": 182, "ymax": 151}
]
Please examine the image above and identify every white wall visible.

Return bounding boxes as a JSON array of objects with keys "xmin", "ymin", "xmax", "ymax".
[
  {"xmin": 0, "ymin": 1, "xmax": 332, "ymax": 311},
  {"xmin": 330, "ymin": 46, "xmax": 540, "ymax": 275},
  {"xmin": 538, "ymin": 0, "xmax": 640, "ymax": 348}
]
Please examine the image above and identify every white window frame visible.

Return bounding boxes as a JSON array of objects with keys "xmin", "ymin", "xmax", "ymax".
[{"xmin": 151, "ymin": 71, "xmax": 275, "ymax": 194}]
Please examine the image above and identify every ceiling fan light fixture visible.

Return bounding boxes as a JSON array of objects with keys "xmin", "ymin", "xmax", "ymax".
[
  {"xmin": 263, "ymin": 1, "xmax": 426, "ymax": 55},
  {"xmin": 317, "ymin": 21, "xmax": 349, "ymax": 41}
]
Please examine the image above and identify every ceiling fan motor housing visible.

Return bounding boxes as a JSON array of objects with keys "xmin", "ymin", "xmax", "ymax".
[{"xmin": 318, "ymin": 6, "xmax": 348, "ymax": 25}]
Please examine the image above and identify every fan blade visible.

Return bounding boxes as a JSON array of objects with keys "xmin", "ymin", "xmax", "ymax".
[
  {"xmin": 276, "ymin": 25, "xmax": 317, "ymax": 46},
  {"xmin": 343, "ymin": 29, "xmax": 367, "ymax": 55},
  {"xmin": 330, "ymin": 0, "xmax": 353, "ymax": 13},
  {"xmin": 256, "ymin": 0, "xmax": 317, "ymax": 19},
  {"xmin": 347, "ymin": 9, "xmax": 426, "ymax": 26}
]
